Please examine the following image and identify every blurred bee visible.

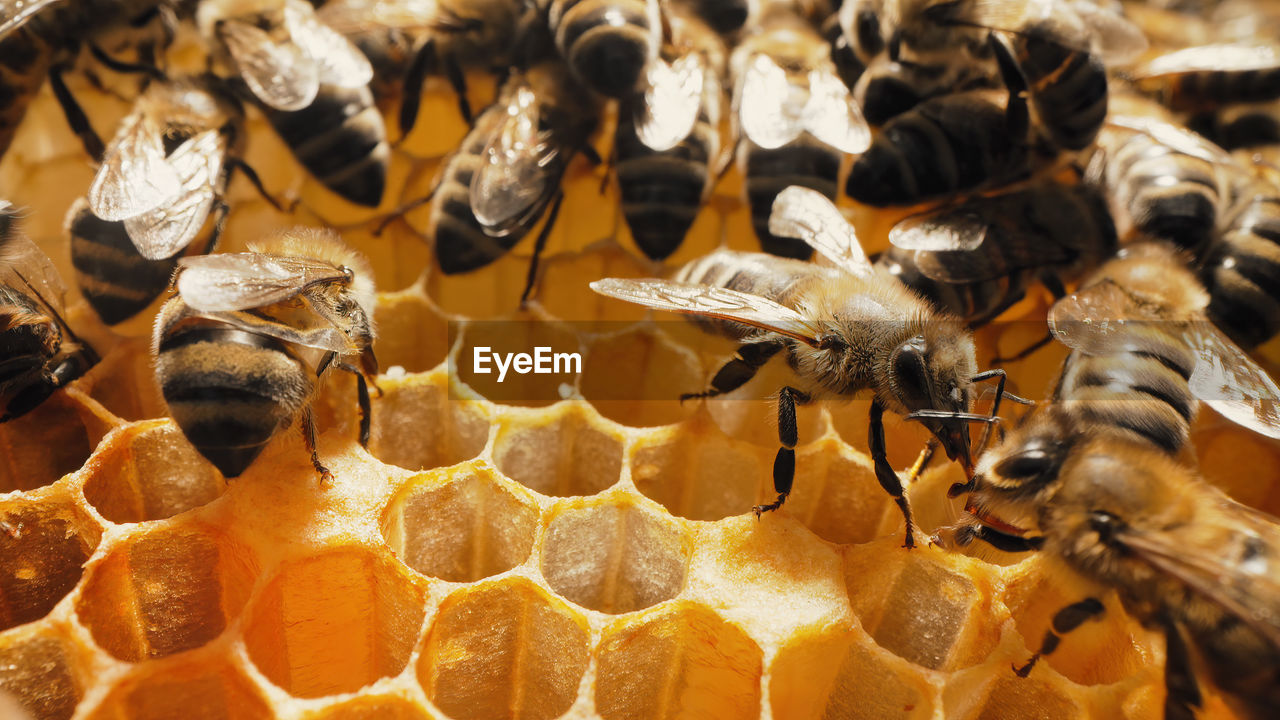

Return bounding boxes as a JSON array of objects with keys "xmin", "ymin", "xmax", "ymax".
[
  {"xmin": 593, "ymin": 186, "xmax": 1010, "ymax": 549},
  {"xmin": 1187, "ymin": 100, "xmax": 1280, "ymax": 151},
  {"xmin": 949, "ymin": 434, "xmax": 1280, "ymax": 720},
  {"xmin": 316, "ymin": 0, "xmax": 545, "ymax": 133},
  {"xmin": 731, "ymin": 1, "xmax": 870, "ymax": 257},
  {"xmin": 679, "ymin": 0, "xmax": 753, "ymax": 36},
  {"xmin": 879, "ymin": 183, "xmax": 1117, "ymax": 327},
  {"xmin": 614, "ymin": 4, "xmax": 727, "ymax": 261},
  {"xmin": 1131, "ymin": 42, "xmax": 1280, "ymax": 114},
  {"xmin": 429, "ymin": 60, "xmax": 600, "ymax": 305},
  {"xmin": 1199, "ymin": 169, "xmax": 1280, "ymax": 350},
  {"xmin": 546, "ymin": 0, "xmax": 660, "ymax": 98},
  {"xmin": 197, "ymin": 0, "xmax": 388, "ymax": 207},
  {"xmin": 152, "ymin": 229, "xmax": 378, "ymax": 480},
  {"xmin": 0, "ymin": 0, "xmax": 176, "ymax": 160},
  {"xmin": 1, "ymin": 203, "xmax": 97, "ymax": 423}
]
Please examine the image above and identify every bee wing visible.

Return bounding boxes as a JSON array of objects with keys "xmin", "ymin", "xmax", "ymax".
[
  {"xmin": 590, "ymin": 278, "xmax": 822, "ymax": 346},
  {"xmin": 1107, "ymin": 115, "xmax": 1232, "ymax": 165},
  {"xmin": 0, "ymin": 208, "xmax": 68, "ymax": 316},
  {"xmin": 470, "ymin": 88, "xmax": 556, "ymax": 236},
  {"xmin": 1064, "ymin": 0, "xmax": 1148, "ymax": 63},
  {"xmin": 87, "ymin": 111, "xmax": 182, "ymax": 222},
  {"xmin": 1136, "ymin": 44, "xmax": 1280, "ymax": 78},
  {"xmin": 1115, "ymin": 517, "xmax": 1280, "ymax": 654},
  {"xmin": 1048, "ymin": 279, "xmax": 1154, "ymax": 355},
  {"xmin": 218, "ymin": 17, "xmax": 319, "ymax": 111},
  {"xmin": 739, "ymin": 54, "xmax": 802, "ymax": 149},
  {"xmin": 0, "ymin": 0, "xmax": 62, "ymax": 39},
  {"xmin": 802, "ymin": 69, "xmax": 870, "ymax": 154},
  {"xmin": 316, "ymin": 0, "xmax": 430, "ymax": 33},
  {"xmin": 176, "ymin": 253, "xmax": 348, "ymax": 313},
  {"xmin": 964, "ymin": 0, "xmax": 1146, "ymax": 62},
  {"xmin": 769, "ymin": 186, "xmax": 874, "ymax": 278},
  {"xmin": 636, "ymin": 55, "xmax": 704, "ymax": 152},
  {"xmin": 889, "ymin": 207, "xmax": 991, "ymax": 253},
  {"xmin": 123, "ymin": 131, "xmax": 227, "ymax": 261},
  {"xmin": 284, "ymin": 0, "xmax": 373, "ymax": 89},
  {"xmin": 1187, "ymin": 321, "xmax": 1280, "ymax": 439},
  {"xmin": 195, "ymin": 309, "xmax": 354, "ymax": 354}
]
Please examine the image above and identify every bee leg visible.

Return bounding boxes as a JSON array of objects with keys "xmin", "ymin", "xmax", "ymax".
[
  {"xmin": 990, "ymin": 331, "xmax": 1054, "ymax": 366},
  {"xmin": 870, "ymin": 399, "xmax": 917, "ymax": 548},
  {"xmin": 400, "ymin": 38, "xmax": 438, "ymax": 136},
  {"xmin": 0, "ymin": 353, "xmax": 91, "ymax": 423},
  {"xmin": 519, "ymin": 190, "xmax": 565, "ymax": 307},
  {"xmin": 300, "ymin": 408, "xmax": 332, "ymax": 484},
  {"xmin": 681, "ymin": 341, "xmax": 782, "ymax": 402},
  {"xmin": 48, "ymin": 65, "xmax": 104, "ymax": 163},
  {"xmin": 443, "ymin": 56, "xmax": 473, "ymax": 127},
  {"xmin": 754, "ymin": 386, "xmax": 810, "ymax": 517},
  {"xmin": 1161, "ymin": 620, "xmax": 1203, "ymax": 720},
  {"xmin": 335, "ymin": 362, "xmax": 373, "ymax": 448},
  {"xmin": 1014, "ymin": 597, "xmax": 1105, "ymax": 678},
  {"xmin": 964, "ymin": 524, "xmax": 1043, "ymax": 553},
  {"xmin": 87, "ymin": 43, "xmax": 165, "ymax": 81},
  {"xmin": 906, "ymin": 439, "xmax": 939, "ymax": 484},
  {"xmin": 226, "ymin": 158, "xmax": 284, "ymax": 212},
  {"xmin": 598, "ymin": 146, "xmax": 615, "ymax": 195}
]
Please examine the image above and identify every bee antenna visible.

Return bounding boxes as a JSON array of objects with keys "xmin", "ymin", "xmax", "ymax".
[{"xmin": 904, "ymin": 410, "xmax": 1001, "ymax": 424}]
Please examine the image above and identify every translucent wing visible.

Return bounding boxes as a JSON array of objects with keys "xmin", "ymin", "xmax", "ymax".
[
  {"xmin": 739, "ymin": 54, "xmax": 802, "ymax": 149},
  {"xmin": 194, "ymin": 309, "xmax": 353, "ymax": 354},
  {"xmin": 636, "ymin": 54, "xmax": 704, "ymax": 152},
  {"xmin": 1106, "ymin": 115, "xmax": 1232, "ymax": 165},
  {"xmin": 889, "ymin": 208, "xmax": 991, "ymax": 252},
  {"xmin": 0, "ymin": 0, "xmax": 61, "ymax": 39},
  {"xmin": 87, "ymin": 111, "xmax": 182, "ymax": 221},
  {"xmin": 123, "ymin": 131, "xmax": 227, "ymax": 260},
  {"xmin": 0, "ymin": 205, "xmax": 67, "ymax": 316},
  {"xmin": 218, "ymin": 17, "xmax": 319, "ymax": 111},
  {"xmin": 470, "ymin": 86, "xmax": 556, "ymax": 236},
  {"xmin": 176, "ymin": 253, "xmax": 348, "ymax": 312},
  {"xmin": 285, "ymin": 0, "xmax": 373, "ymax": 88},
  {"xmin": 316, "ymin": 0, "xmax": 436, "ymax": 33},
  {"xmin": 803, "ymin": 69, "xmax": 870, "ymax": 154},
  {"xmin": 589, "ymin": 278, "xmax": 822, "ymax": 346},
  {"xmin": 1116, "ymin": 516, "xmax": 1280, "ymax": 653},
  {"xmin": 1065, "ymin": 0, "xmax": 1148, "ymax": 63},
  {"xmin": 768, "ymin": 186, "xmax": 873, "ymax": 278},
  {"xmin": 1048, "ymin": 279, "xmax": 1154, "ymax": 355},
  {"xmin": 964, "ymin": 0, "xmax": 1146, "ymax": 62},
  {"xmin": 1187, "ymin": 321, "xmax": 1280, "ymax": 439},
  {"xmin": 1136, "ymin": 44, "xmax": 1280, "ymax": 77}
]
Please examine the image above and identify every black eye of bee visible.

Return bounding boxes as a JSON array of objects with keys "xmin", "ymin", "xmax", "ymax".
[
  {"xmin": 993, "ymin": 448, "xmax": 1054, "ymax": 482},
  {"xmin": 891, "ymin": 336, "xmax": 932, "ymax": 409},
  {"xmin": 1088, "ymin": 511, "xmax": 1121, "ymax": 544},
  {"xmin": 855, "ymin": 10, "xmax": 883, "ymax": 55}
]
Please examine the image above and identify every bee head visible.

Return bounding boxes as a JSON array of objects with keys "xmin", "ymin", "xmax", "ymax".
[
  {"xmin": 886, "ymin": 326, "xmax": 977, "ymax": 468},
  {"xmin": 962, "ymin": 409, "xmax": 1077, "ymax": 538}
]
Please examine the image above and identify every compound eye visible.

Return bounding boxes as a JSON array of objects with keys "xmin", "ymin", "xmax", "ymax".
[
  {"xmin": 993, "ymin": 448, "xmax": 1053, "ymax": 481},
  {"xmin": 891, "ymin": 337, "xmax": 932, "ymax": 409}
]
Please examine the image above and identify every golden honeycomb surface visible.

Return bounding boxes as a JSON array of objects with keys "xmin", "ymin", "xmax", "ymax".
[{"xmin": 0, "ymin": 29, "xmax": 1278, "ymax": 720}]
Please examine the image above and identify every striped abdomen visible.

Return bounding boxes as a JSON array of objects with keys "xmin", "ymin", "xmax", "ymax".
[
  {"xmin": 1149, "ymin": 66, "xmax": 1280, "ymax": 113},
  {"xmin": 430, "ymin": 109, "xmax": 526, "ymax": 274},
  {"xmin": 1004, "ymin": 25, "xmax": 1108, "ymax": 150},
  {"xmin": 614, "ymin": 96, "xmax": 716, "ymax": 260},
  {"xmin": 258, "ymin": 83, "xmax": 389, "ymax": 207},
  {"xmin": 0, "ymin": 30, "xmax": 59, "ymax": 160},
  {"xmin": 154, "ymin": 302, "xmax": 314, "ymax": 478},
  {"xmin": 1097, "ymin": 127, "xmax": 1226, "ymax": 253},
  {"xmin": 846, "ymin": 90, "xmax": 1030, "ymax": 207},
  {"xmin": 0, "ymin": 287, "xmax": 57, "ymax": 393},
  {"xmin": 1201, "ymin": 190, "xmax": 1280, "ymax": 349},
  {"xmin": 550, "ymin": 0, "xmax": 653, "ymax": 98},
  {"xmin": 68, "ymin": 203, "xmax": 177, "ymax": 326},
  {"xmin": 742, "ymin": 137, "xmax": 840, "ymax": 259},
  {"xmin": 1055, "ymin": 335, "xmax": 1198, "ymax": 455}
]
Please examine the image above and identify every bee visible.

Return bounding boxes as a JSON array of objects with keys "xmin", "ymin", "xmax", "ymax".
[
  {"xmin": 1187, "ymin": 100, "xmax": 1280, "ymax": 151},
  {"xmin": 614, "ymin": 4, "xmax": 727, "ymax": 261},
  {"xmin": 67, "ymin": 199, "xmax": 179, "ymax": 327},
  {"xmin": 1132, "ymin": 43, "xmax": 1280, "ymax": 114},
  {"xmin": 679, "ymin": 0, "xmax": 752, "ymax": 36},
  {"xmin": 592, "ymin": 186, "xmax": 1009, "ymax": 549},
  {"xmin": 0, "ymin": 0, "xmax": 174, "ymax": 160},
  {"xmin": 429, "ymin": 59, "xmax": 600, "ymax": 305},
  {"xmin": 152, "ymin": 229, "xmax": 378, "ymax": 480},
  {"xmin": 546, "ymin": 0, "xmax": 660, "ymax": 99},
  {"xmin": 952, "ymin": 434, "xmax": 1280, "ymax": 720},
  {"xmin": 1199, "ymin": 168, "xmax": 1280, "ymax": 350},
  {"xmin": 1, "ymin": 202, "xmax": 97, "ymax": 423},
  {"xmin": 879, "ymin": 182, "xmax": 1117, "ymax": 327},
  {"xmin": 731, "ymin": 1, "xmax": 870, "ymax": 257},
  {"xmin": 196, "ymin": 0, "xmax": 388, "ymax": 207},
  {"xmin": 316, "ymin": 0, "xmax": 545, "ymax": 132}
]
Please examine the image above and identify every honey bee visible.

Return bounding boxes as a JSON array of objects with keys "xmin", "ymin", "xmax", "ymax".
[
  {"xmin": 546, "ymin": 0, "xmax": 660, "ymax": 98},
  {"xmin": 1132, "ymin": 43, "xmax": 1280, "ymax": 114},
  {"xmin": 0, "ymin": 0, "xmax": 175, "ymax": 160},
  {"xmin": 152, "ymin": 229, "xmax": 378, "ymax": 480},
  {"xmin": 951, "ymin": 434, "xmax": 1280, "ymax": 720},
  {"xmin": 879, "ymin": 182, "xmax": 1117, "ymax": 327},
  {"xmin": 1187, "ymin": 100, "xmax": 1280, "ymax": 152},
  {"xmin": 592, "ymin": 186, "xmax": 1009, "ymax": 549},
  {"xmin": 1199, "ymin": 168, "xmax": 1280, "ymax": 350},
  {"xmin": 197, "ymin": 0, "xmax": 388, "ymax": 207},
  {"xmin": 429, "ymin": 59, "xmax": 600, "ymax": 305},
  {"xmin": 316, "ymin": 0, "xmax": 545, "ymax": 131},
  {"xmin": 0, "ymin": 202, "xmax": 97, "ymax": 423},
  {"xmin": 731, "ymin": 1, "xmax": 870, "ymax": 257},
  {"xmin": 679, "ymin": 0, "xmax": 753, "ymax": 36},
  {"xmin": 614, "ymin": 4, "xmax": 727, "ymax": 261},
  {"xmin": 67, "ymin": 199, "xmax": 179, "ymax": 326}
]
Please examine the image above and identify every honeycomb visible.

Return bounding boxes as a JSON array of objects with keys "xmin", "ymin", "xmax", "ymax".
[{"xmin": 1, "ymin": 22, "xmax": 1279, "ymax": 720}]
